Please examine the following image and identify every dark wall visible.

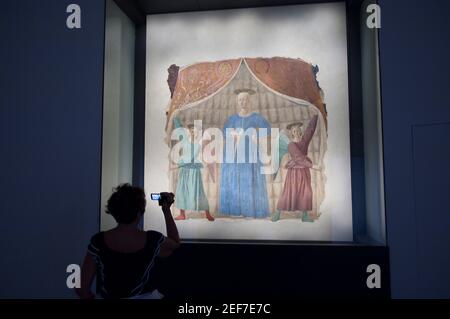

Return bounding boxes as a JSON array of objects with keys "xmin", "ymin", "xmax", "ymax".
[
  {"xmin": 379, "ymin": 0, "xmax": 450, "ymax": 298},
  {"xmin": 156, "ymin": 244, "xmax": 390, "ymax": 299},
  {"xmin": 0, "ymin": 0, "xmax": 105, "ymax": 297}
]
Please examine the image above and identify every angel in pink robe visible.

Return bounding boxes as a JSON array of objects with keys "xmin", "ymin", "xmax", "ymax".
[{"xmin": 276, "ymin": 114, "xmax": 318, "ymax": 222}]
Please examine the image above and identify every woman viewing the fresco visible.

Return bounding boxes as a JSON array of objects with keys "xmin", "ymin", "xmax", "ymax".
[
  {"xmin": 276, "ymin": 114, "xmax": 319, "ymax": 222},
  {"xmin": 174, "ymin": 124, "xmax": 215, "ymax": 221},
  {"xmin": 219, "ymin": 89, "xmax": 271, "ymax": 218}
]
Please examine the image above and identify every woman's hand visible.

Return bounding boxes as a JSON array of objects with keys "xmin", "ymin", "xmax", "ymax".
[{"xmin": 160, "ymin": 192, "xmax": 175, "ymax": 208}]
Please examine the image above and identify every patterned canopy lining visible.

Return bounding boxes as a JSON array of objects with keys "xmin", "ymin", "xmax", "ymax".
[
  {"xmin": 169, "ymin": 64, "xmax": 327, "ymax": 218},
  {"xmin": 167, "ymin": 57, "xmax": 327, "ymax": 130}
]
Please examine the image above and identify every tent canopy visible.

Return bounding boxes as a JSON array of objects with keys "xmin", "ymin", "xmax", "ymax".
[{"xmin": 166, "ymin": 57, "xmax": 327, "ymax": 131}]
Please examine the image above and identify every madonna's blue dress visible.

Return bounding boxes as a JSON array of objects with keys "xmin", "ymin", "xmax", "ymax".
[{"xmin": 219, "ymin": 112, "xmax": 270, "ymax": 218}]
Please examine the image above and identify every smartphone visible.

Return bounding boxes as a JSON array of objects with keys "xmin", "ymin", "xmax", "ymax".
[{"xmin": 150, "ymin": 193, "xmax": 161, "ymax": 201}]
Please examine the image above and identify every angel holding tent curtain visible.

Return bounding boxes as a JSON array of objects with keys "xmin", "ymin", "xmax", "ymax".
[
  {"xmin": 272, "ymin": 114, "xmax": 319, "ymax": 222},
  {"xmin": 172, "ymin": 121, "xmax": 215, "ymax": 221}
]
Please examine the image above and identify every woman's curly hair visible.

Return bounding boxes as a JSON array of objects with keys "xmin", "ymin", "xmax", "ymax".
[{"xmin": 106, "ymin": 183, "xmax": 146, "ymax": 224}]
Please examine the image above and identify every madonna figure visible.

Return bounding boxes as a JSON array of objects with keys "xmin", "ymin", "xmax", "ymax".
[{"xmin": 219, "ymin": 89, "xmax": 271, "ymax": 218}]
